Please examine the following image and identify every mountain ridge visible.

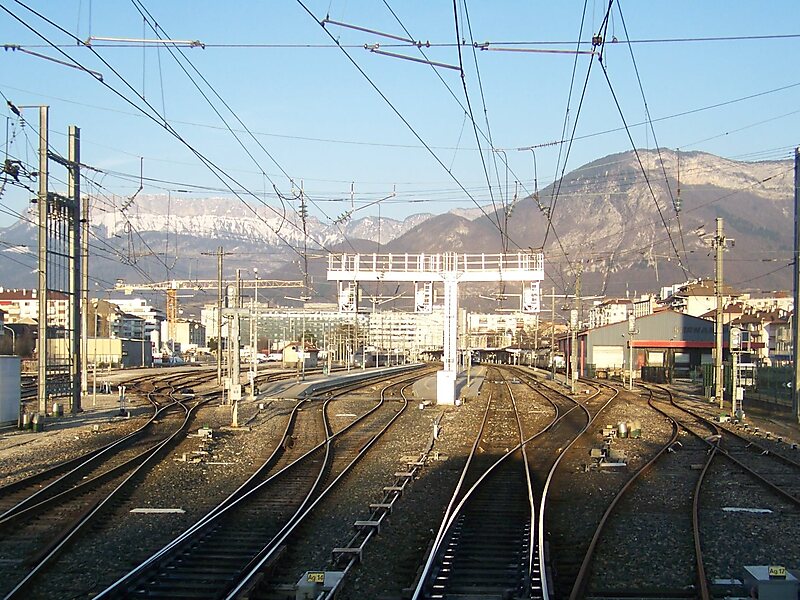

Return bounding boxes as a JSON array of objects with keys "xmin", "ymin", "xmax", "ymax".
[{"xmin": 0, "ymin": 149, "xmax": 793, "ymax": 301}]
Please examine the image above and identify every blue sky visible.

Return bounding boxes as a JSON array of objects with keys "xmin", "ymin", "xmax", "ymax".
[{"xmin": 0, "ymin": 0, "xmax": 798, "ymax": 229}]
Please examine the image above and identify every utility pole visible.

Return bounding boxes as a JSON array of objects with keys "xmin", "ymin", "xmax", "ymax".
[
  {"xmin": 252, "ymin": 267, "xmax": 258, "ymax": 382},
  {"xmin": 713, "ymin": 218, "xmax": 726, "ymax": 411},
  {"xmin": 81, "ymin": 193, "xmax": 89, "ymax": 397},
  {"xmin": 550, "ymin": 286, "xmax": 556, "ymax": 380},
  {"xmin": 36, "ymin": 106, "xmax": 49, "ymax": 415},
  {"xmin": 792, "ymin": 147, "xmax": 800, "ymax": 424},
  {"xmin": 628, "ymin": 313, "xmax": 636, "ymax": 390},
  {"xmin": 216, "ymin": 247, "xmax": 223, "ymax": 384},
  {"xmin": 68, "ymin": 125, "xmax": 81, "ymax": 413},
  {"xmin": 570, "ymin": 268, "xmax": 582, "ymax": 394}
]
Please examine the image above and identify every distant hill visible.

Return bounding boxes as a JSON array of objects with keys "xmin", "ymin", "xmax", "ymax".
[{"xmin": 0, "ymin": 149, "xmax": 792, "ymax": 309}]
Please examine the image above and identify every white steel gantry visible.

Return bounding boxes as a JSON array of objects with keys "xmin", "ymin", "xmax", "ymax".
[{"xmin": 328, "ymin": 252, "xmax": 544, "ymax": 404}]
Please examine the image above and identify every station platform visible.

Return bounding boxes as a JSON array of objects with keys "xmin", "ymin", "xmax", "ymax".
[
  {"xmin": 411, "ymin": 366, "xmax": 486, "ymax": 405},
  {"xmin": 258, "ymin": 365, "xmax": 487, "ymax": 405}
]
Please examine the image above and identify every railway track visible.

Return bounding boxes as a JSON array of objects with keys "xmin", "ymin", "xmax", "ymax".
[
  {"xmin": 89, "ymin": 367, "xmax": 432, "ymax": 599},
  {"xmin": 643, "ymin": 385, "xmax": 800, "ymax": 598},
  {"xmin": 411, "ymin": 366, "xmax": 607, "ymax": 599},
  {"xmin": 533, "ymin": 376, "xmax": 618, "ymax": 599},
  {"xmin": 0, "ymin": 371, "xmax": 219, "ymax": 599},
  {"xmin": 414, "ymin": 368, "xmax": 541, "ymax": 599},
  {"xmin": 230, "ymin": 373, "xmax": 432, "ymax": 599},
  {"xmin": 567, "ymin": 384, "xmax": 708, "ymax": 600},
  {"xmin": 0, "ymin": 371, "xmax": 211, "ymax": 519},
  {"xmin": 1, "ymin": 366, "xmax": 373, "ymax": 600}
]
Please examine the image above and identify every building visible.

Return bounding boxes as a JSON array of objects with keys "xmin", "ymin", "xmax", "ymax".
[
  {"xmin": 370, "ymin": 308, "xmax": 445, "ymax": 361},
  {"xmin": 565, "ymin": 310, "xmax": 730, "ymax": 381},
  {"xmin": 0, "ymin": 288, "xmax": 69, "ymax": 327},
  {"xmin": 201, "ymin": 303, "xmax": 371, "ymax": 354},
  {"xmin": 161, "ymin": 318, "xmax": 206, "ymax": 353},
  {"xmin": 587, "ymin": 298, "xmax": 631, "ymax": 329},
  {"xmin": 281, "ymin": 342, "xmax": 319, "ymax": 369},
  {"xmin": 741, "ymin": 291, "xmax": 793, "ymax": 313},
  {"xmin": 631, "ymin": 294, "xmax": 659, "ymax": 318},
  {"xmin": 107, "ymin": 297, "xmax": 165, "ymax": 348},
  {"xmin": 727, "ymin": 308, "xmax": 790, "ymax": 367},
  {"xmin": 765, "ymin": 310, "xmax": 792, "ymax": 366},
  {"xmin": 659, "ymin": 279, "xmax": 740, "ymax": 317},
  {"xmin": 466, "ymin": 312, "xmax": 539, "ymax": 349},
  {"xmin": 201, "ymin": 300, "xmax": 554, "ymax": 367},
  {"xmin": 89, "ymin": 299, "xmax": 147, "ymax": 340}
]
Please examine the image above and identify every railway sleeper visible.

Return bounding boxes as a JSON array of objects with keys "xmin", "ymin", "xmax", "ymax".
[
  {"xmin": 354, "ymin": 519, "xmax": 382, "ymax": 532},
  {"xmin": 332, "ymin": 546, "xmax": 362, "ymax": 563}
]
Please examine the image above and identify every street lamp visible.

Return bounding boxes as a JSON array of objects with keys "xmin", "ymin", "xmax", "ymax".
[
  {"xmin": 253, "ymin": 267, "xmax": 259, "ymax": 381},
  {"xmin": 3, "ymin": 325, "xmax": 16, "ymax": 355}
]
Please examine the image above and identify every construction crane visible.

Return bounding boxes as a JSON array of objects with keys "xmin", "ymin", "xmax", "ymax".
[{"xmin": 114, "ymin": 278, "xmax": 304, "ymax": 342}]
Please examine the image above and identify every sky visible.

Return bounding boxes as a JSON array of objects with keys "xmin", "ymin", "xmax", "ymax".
[{"xmin": 0, "ymin": 0, "xmax": 798, "ymax": 231}]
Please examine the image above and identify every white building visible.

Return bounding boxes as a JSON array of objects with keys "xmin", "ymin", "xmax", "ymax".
[
  {"xmin": 587, "ymin": 299, "xmax": 632, "ymax": 329},
  {"xmin": 369, "ymin": 308, "xmax": 446, "ymax": 361},
  {"xmin": 0, "ymin": 288, "xmax": 69, "ymax": 327},
  {"xmin": 659, "ymin": 279, "xmax": 739, "ymax": 318},
  {"xmin": 107, "ymin": 297, "xmax": 164, "ymax": 348},
  {"xmin": 465, "ymin": 312, "xmax": 540, "ymax": 349}
]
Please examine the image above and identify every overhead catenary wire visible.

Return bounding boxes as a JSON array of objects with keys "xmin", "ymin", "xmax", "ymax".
[
  {"xmin": 615, "ymin": 0, "xmax": 691, "ymax": 271},
  {"xmin": 4, "ymin": 0, "xmax": 346, "ymax": 269},
  {"xmin": 2, "ymin": 76, "xmax": 796, "ymax": 158},
  {"xmin": 451, "ymin": 0, "xmax": 505, "ymax": 247},
  {"xmin": 294, "ymin": 0, "xmax": 518, "ymax": 249},
  {"xmin": 30, "ymin": 31, "xmax": 799, "ymax": 49},
  {"xmin": 361, "ymin": 1, "xmax": 504, "ymax": 240},
  {"xmin": 595, "ymin": 19, "xmax": 689, "ymax": 278},
  {"xmin": 542, "ymin": 0, "xmax": 597, "ymax": 275},
  {"xmin": 131, "ymin": 0, "xmax": 360, "ymax": 257}
]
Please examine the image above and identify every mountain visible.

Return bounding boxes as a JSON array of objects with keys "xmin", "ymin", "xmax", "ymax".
[
  {"xmin": 0, "ymin": 149, "xmax": 793, "ymax": 306},
  {"xmin": 387, "ymin": 149, "xmax": 794, "ymax": 298}
]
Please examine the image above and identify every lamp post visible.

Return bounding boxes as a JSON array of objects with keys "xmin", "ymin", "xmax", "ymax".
[
  {"xmin": 3, "ymin": 325, "xmax": 15, "ymax": 355},
  {"xmin": 253, "ymin": 268, "xmax": 259, "ymax": 381},
  {"xmin": 628, "ymin": 314, "xmax": 637, "ymax": 391}
]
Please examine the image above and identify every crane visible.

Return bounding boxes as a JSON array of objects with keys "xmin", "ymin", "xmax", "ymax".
[{"xmin": 114, "ymin": 278, "xmax": 304, "ymax": 343}]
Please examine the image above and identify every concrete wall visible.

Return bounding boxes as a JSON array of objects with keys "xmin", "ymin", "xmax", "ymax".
[{"xmin": 0, "ymin": 355, "xmax": 21, "ymax": 424}]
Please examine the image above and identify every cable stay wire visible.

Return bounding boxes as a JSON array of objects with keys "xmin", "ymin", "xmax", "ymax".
[
  {"xmin": 11, "ymin": 31, "xmax": 800, "ymax": 50},
  {"xmin": 130, "ymin": 1, "xmax": 358, "ymax": 263},
  {"xmin": 451, "ymin": 0, "xmax": 506, "ymax": 248},
  {"xmin": 6, "ymin": 0, "xmax": 331, "ymax": 266},
  {"xmin": 328, "ymin": 2, "xmax": 505, "ymax": 241},
  {"xmin": 3, "ymin": 75, "xmax": 797, "ymax": 159},
  {"xmin": 130, "ymin": 0, "xmax": 354, "ymax": 258},
  {"xmin": 130, "ymin": 0, "xmax": 348, "ymax": 252},
  {"xmin": 615, "ymin": 0, "xmax": 692, "ymax": 272},
  {"xmin": 459, "ymin": 0, "xmax": 510, "ymax": 254},
  {"xmin": 594, "ymin": 12, "xmax": 689, "ymax": 279},
  {"xmin": 295, "ymin": 0, "xmax": 516, "ymax": 250},
  {"xmin": 542, "ymin": 0, "xmax": 596, "ymax": 276}
]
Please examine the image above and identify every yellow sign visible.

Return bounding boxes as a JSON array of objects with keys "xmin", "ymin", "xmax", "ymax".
[
  {"xmin": 307, "ymin": 572, "xmax": 325, "ymax": 584},
  {"xmin": 768, "ymin": 566, "xmax": 787, "ymax": 578}
]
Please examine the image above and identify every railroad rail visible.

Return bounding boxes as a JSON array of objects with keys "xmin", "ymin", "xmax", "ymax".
[
  {"xmin": 0, "ymin": 371, "xmax": 211, "ymax": 520},
  {"xmin": 411, "ymin": 366, "xmax": 614, "ymax": 599},
  {"xmin": 567, "ymin": 383, "xmax": 709, "ymax": 600},
  {"xmin": 0, "ymin": 371, "xmax": 219, "ymax": 599},
  {"xmin": 413, "ymin": 368, "xmax": 541, "ymax": 599},
  {"xmin": 92, "ymin": 366, "xmax": 432, "ymax": 599}
]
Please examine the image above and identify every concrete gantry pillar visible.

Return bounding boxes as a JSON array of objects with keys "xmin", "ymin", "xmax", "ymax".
[{"xmin": 327, "ymin": 252, "xmax": 544, "ymax": 406}]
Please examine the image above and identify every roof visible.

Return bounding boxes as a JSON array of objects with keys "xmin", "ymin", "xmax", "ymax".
[
  {"xmin": 698, "ymin": 303, "xmax": 745, "ymax": 319},
  {"xmin": 596, "ymin": 298, "xmax": 631, "ymax": 307},
  {"xmin": 667, "ymin": 279, "xmax": 739, "ymax": 299},
  {"xmin": 0, "ymin": 289, "xmax": 69, "ymax": 301}
]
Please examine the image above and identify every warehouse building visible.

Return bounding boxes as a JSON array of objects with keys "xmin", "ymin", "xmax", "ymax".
[{"xmin": 562, "ymin": 309, "xmax": 730, "ymax": 382}]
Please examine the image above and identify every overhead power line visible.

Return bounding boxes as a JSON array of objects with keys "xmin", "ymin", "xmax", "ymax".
[{"xmin": 34, "ymin": 31, "xmax": 799, "ymax": 49}]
